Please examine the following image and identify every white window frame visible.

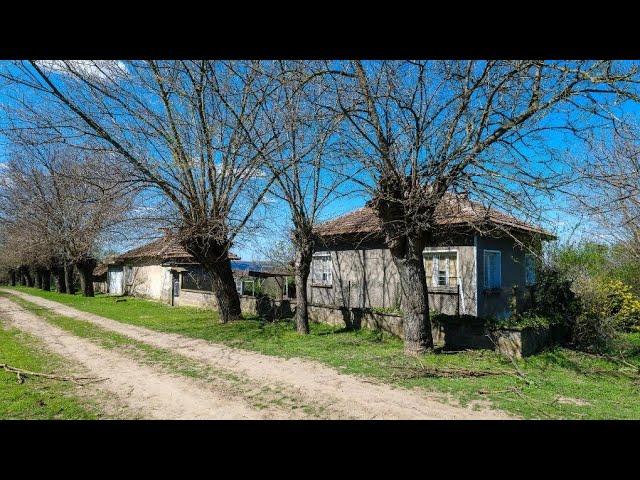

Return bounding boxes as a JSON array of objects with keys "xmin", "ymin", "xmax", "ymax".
[
  {"xmin": 311, "ymin": 252, "xmax": 332, "ymax": 287},
  {"xmin": 483, "ymin": 249, "xmax": 502, "ymax": 289},
  {"xmin": 424, "ymin": 248, "xmax": 458, "ymax": 288},
  {"xmin": 525, "ymin": 253, "xmax": 536, "ymax": 286}
]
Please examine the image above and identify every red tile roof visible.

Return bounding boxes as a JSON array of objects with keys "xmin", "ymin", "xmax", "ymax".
[
  {"xmin": 114, "ymin": 236, "xmax": 240, "ymax": 263},
  {"xmin": 313, "ymin": 196, "xmax": 554, "ymax": 240}
]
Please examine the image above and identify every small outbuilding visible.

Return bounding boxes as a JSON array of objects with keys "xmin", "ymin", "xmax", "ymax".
[{"xmin": 106, "ymin": 236, "xmax": 240, "ymax": 308}]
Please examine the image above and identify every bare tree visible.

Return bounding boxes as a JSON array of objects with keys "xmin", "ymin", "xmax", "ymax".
[
  {"xmin": 261, "ymin": 61, "xmax": 351, "ymax": 334},
  {"xmin": 0, "ymin": 60, "xmax": 281, "ymax": 322},
  {"xmin": 321, "ymin": 60, "xmax": 640, "ymax": 354},
  {"xmin": 0, "ymin": 142, "xmax": 134, "ymax": 296},
  {"xmin": 571, "ymin": 125, "xmax": 640, "ymax": 261}
]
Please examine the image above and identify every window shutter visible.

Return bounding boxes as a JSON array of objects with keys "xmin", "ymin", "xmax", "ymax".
[
  {"xmin": 432, "ymin": 255, "xmax": 439, "ymax": 286},
  {"xmin": 484, "ymin": 252, "xmax": 490, "ymax": 287}
]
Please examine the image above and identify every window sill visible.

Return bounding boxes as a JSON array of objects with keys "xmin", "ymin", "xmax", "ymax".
[
  {"xmin": 429, "ymin": 285, "xmax": 458, "ymax": 293},
  {"xmin": 311, "ymin": 283, "xmax": 333, "ymax": 289}
]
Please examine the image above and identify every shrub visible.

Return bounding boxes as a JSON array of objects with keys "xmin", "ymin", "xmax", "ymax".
[
  {"xmin": 570, "ymin": 276, "xmax": 640, "ymax": 352},
  {"xmin": 532, "ymin": 266, "xmax": 581, "ymax": 326},
  {"xmin": 604, "ymin": 279, "xmax": 640, "ymax": 329},
  {"xmin": 487, "ymin": 311, "xmax": 552, "ymax": 331}
]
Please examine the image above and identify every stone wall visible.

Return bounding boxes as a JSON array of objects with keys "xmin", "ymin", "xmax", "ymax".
[
  {"xmin": 176, "ymin": 289, "xmax": 295, "ymax": 320},
  {"xmin": 308, "ymin": 303, "xmax": 553, "ymax": 357},
  {"xmin": 175, "ymin": 289, "xmax": 219, "ymax": 309}
]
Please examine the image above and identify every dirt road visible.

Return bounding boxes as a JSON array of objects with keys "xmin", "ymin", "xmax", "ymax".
[{"xmin": 0, "ymin": 290, "xmax": 512, "ymax": 419}]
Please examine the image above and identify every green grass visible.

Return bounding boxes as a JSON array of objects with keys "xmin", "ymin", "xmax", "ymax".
[
  {"xmin": 5, "ymin": 286, "xmax": 640, "ymax": 419},
  {"xmin": 0, "ymin": 320, "xmax": 101, "ymax": 419},
  {"xmin": 3, "ymin": 293, "xmax": 329, "ymax": 417}
]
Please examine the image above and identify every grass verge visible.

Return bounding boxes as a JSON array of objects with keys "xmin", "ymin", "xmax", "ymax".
[
  {"xmin": 0, "ymin": 316, "xmax": 101, "ymax": 419},
  {"xmin": 5, "ymin": 286, "xmax": 640, "ymax": 419},
  {"xmin": 3, "ymin": 292, "xmax": 329, "ymax": 418}
]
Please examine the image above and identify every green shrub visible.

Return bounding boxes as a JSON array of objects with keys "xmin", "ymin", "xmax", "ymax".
[
  {"xmin": 532, "ymin": 266, "xmax": 581, "ymax": 326},
  {"xmin": 487, "ymin": 312, "xmax": 552, "ymax": 331},
  {"xmin": 570, "ymin": 276, "xmax": 640, "ymax": 352}
]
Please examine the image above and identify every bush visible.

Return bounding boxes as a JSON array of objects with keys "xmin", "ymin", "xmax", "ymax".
[
  {"xmin": 532, "ymin": 266, "xmax": 581, "ymax": 326},
  {"xmin": 487, "ymin": 311, "xmax": 552, "ymax": 331},
  {"xmin": 604, "ymin": 279, "xmax": 640, "ymax": 329},
  {"xmin": 570, "ymin": 276, "xmax": 640, "ymax": 352}
]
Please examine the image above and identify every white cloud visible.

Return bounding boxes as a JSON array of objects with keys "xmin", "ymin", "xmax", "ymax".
[{"xmin": 36, "ymin": 60, "xmax": 128, "ymax": 82}]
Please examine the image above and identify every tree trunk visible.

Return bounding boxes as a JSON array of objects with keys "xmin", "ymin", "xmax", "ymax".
[
  {"xmin": 206, "ymin": 258, "xmax": 241, "ymax": 323},
  {"xmin": 183, "ymin": 238, "xmax": 241, "ymax": 324},
  {"xmin": 389, "ymin": 232, "xmax": 434, "ymax": 355},
  {"xmin": 34, "ymin": 269, "xmax": 42, "ymax": 289},
  {"xmin": 23, "ymin": 268, "xmax": 34, "ymax": 287},
  {"xmin": 41, "ymin": 270, "xmax": 51, "ymax": 291},
  {"xmin": 53, "ymin": 266, "xmax": 66, "ymax": 293},
  {"xmin": 76, "ymin": 258, "xmax": 96, "ymax": 297},
  {"xmin": 294, "ymin": 244, "xmax": 312, "ymax": 334},
  {"xmin": 9, "ymin": 270, "xmax": 16, "ymax": 286},
  {"xmin": 64, "ymin": 263, "xmax": 76, "ymax": 294}
]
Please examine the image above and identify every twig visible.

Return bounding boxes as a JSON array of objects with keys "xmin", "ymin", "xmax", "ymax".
[
  {"xmin": 479, "ymin": 386, "xmax": 553, "ymax": 418},
  {"xmin": 486, "ymin": 334, "xmax": 532, "ymax": 385},
  {"xmin": 1, "ymin": 363, "xmax": 106, "ymax": 385},
  {"xmin": 389, "ymin": 364, "xmax": 514, "ymax": 379}
]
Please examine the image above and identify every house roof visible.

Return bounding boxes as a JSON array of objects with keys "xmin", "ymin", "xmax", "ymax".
[
  {"xmin": 313, "ymin": 196, "xmax": 555, "ymax": 240},
  {"xmin": 114, "ymin": 236, "xmax": 240, "ymax": 263},
  {"xmin": 93, "ymin": 263, "xmax": 109, "ymax": 277}
]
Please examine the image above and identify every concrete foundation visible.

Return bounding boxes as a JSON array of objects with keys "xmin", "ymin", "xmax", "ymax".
[{"xmin": 308, "ymin": 303, "xmax": 554, "ymax": 357}]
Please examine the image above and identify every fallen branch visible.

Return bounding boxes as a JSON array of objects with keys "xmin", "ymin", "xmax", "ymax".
[
  {"xmin": 486, "ymin": 334, "xmax": 532, "ymax": 385},
  {"xmin": 478, "ymin": 386, "xmax": 554, "ymax": 418},
  {"xmin": 390, "ymin": 364, "xmax": 514, "ymax": 379},
  {"xmin": 1, "ymin": 363, "xmax": 106, "ymax": 385}
]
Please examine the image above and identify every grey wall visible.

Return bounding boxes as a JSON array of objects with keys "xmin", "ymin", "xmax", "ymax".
[
  {"xmin": 308, "ymin": 238, "xmax": 478, "ymax": 316},
  {"xmin": 475, "ymin": 235, "xmax": 536, "ymax": 318}
]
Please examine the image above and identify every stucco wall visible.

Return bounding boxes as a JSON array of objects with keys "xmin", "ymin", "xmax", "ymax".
[
  {"xmin": 424, "ymin": 245, "xmax": 477, "ymax": 316},
  {"xmin": 123, "ymin": 260, "xmax": 172, "ymax": 302},
  {"xmin": 93, "ymin": 281, "xmax": 108, "ymax": 294},
  {"xmin": 309, "ymin": 240, "xmax": 478, "ymax": 316}
]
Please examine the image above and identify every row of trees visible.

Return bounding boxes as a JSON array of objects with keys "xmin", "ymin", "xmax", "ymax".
[
  {"xmin": 1, "ymin": 60, "xmax": 639, "ymax": 354},
  {"xmin": 0, "ymin": 143, "xmax": 134, "ymax": 296}
]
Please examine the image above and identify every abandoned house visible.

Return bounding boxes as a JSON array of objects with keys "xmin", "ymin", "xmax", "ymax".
[
  {"xmin": 104, "ymin": 236, "xmax": 293, "ymax": 316},
  {"xmin": 309, "ymin": 195, "xmax": 555, "ymax": 322},
  {"xmin": 105, "ymin": 236, "xmax": 241, "ymax": 308}
]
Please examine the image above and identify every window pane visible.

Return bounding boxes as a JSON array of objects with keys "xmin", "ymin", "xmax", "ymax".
[
  {"xmin": 182, "ymin": 265, "xmax": 213, "ymax": 292},
  {"xmin": 312, "ymin": 254, "xmax": 331, "ymax": 285},
  {"xmin": 484, "ymin": 251, "xmax": 501, "ymax": 288}
]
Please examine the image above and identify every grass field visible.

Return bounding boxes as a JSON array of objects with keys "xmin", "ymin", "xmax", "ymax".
[
  {"xmin": 5, "ymin": 286, "xmax": 640, "ymax": 419},
  {"xmin": 0, "ymin": 319, "xmax": 101, "ymax": 420}
]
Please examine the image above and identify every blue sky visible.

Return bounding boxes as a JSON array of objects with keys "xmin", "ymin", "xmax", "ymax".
[{"xmin": 1, "ymin": 61, "xmax": 639, "ymax": 261}]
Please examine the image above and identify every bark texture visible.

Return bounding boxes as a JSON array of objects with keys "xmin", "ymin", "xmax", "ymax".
[
  {"xmin": 52, "ymin": 266, "xmax": 66, "ymax": 293},
  {"xmin": 33, "ymin": 269, "xmax": 43, "ymax": 289},
  {"xmin": 390, "ymin": 234, "xmax": 434, "ymax": 355},
  {"xmin": 293, "ymin": 242, "xmax": 313, "ymax": 335},
  {"xmin": 21, "ymin": 267, "xmax": 33, "ymax": 287},
  {"xmin": 372, "ymin": 177, "xmax": 435, "ymax": 355},
  {"xmin": 183, "ymin": 237, "xmax": 241, "ymax": 324},
  {"xmin": 41, "ymin": 270, "xmax": 51, "ymax": 291},
  {"xmin": 76, "ymin": 258, "xmax": 96, "ymax": 297},
  {"xmin": 64, "ymin": 263, "xmax": 76, "ymax": 294}
]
